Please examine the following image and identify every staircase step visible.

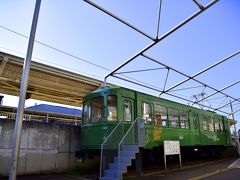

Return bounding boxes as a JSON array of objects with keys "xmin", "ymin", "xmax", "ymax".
[
  {"xmin": 104, "ymin": 169, "xmax": 118, "ymax": 178},
  {"xmin": 120, "ymin": 150, "xmax": 136, "ymax": 158},
  {"xmin": 109, "ymin": 162, "xmax": 117, "ymax": 169},
  {"xmin": 114, "ymin": 156, "xmax": 131, "ymax": 165},
  {"xmin": 100, "ymin": 177, "xmax": 117, "ymax": 180},
  {"xmin": 101, "ymin": 145, "xmax": 140, "ymax": 179},
  {"xmin": 109, "ymin": 162, "xmax": 128, "ymax": 173},
  {"xmin": 122, "ymin": 144, "xmax": 139, "ymax": 152}
]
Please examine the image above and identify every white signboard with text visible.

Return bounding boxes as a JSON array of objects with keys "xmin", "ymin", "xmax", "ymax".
[
  {"xmin": 164, "ymin": 140, "xmax": 180, "ymax": 155},
  {"xmin": 163, "ymin": 140, "xmax": 181, "ymax": 171}
]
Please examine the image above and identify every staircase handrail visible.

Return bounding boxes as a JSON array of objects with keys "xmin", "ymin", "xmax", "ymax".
[
  {"xmin": 117, "ymin": 117, "xmax": 141, "ymax": 180},
  {"xmin": 118, "ymin": 118, "xmax": 140, "ymax": 147},
  {"xmin": 99, "ymin": 120, "xmax": 123, "ymax": 178}
]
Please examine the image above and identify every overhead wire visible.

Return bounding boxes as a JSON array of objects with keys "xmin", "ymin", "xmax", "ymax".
[
  {"xmin": 1, "ymin": 24, "xmax": 176, "ymax": 93},
  {"xmin": 0, "ymin": 25, "xmax": 109, "ymax": 71},
  {"xmin": 0, "ymin": 25, "xmax": 166, "ymax": 89}
]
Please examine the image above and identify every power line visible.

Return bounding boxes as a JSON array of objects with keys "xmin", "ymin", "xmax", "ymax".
[{"xmin": 0, "ymin": 25, "xmax": 109, "ymax": 71}]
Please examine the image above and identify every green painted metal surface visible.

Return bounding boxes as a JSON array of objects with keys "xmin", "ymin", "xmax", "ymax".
[{"xmin": 80, "ymin": 86, "xmax": 232, "ymax": 150}]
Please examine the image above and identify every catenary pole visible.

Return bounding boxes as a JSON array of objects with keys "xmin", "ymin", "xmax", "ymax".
[
  {"xmin": 9, "ymin": 1, "xmax": 41, "ymax": 179},
  {"xmin": 230, "ymin": 101, "xmax": 240, "ymax": 156}
]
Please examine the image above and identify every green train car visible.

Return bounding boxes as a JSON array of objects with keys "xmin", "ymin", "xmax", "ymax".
[{"xmin": 79, "ymin": 86, "xmax": 232, "ymax": 156}]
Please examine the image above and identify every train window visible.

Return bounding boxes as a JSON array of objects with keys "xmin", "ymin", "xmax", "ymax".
[
  {"xmin": 202, "ymin": 116, "xmax": 208, "ymax": 131},
  {"xmin": 208, "ymin": 117, "xmax": 214, "ymax": 132},
  {"xmin": 155, "ymin": 105, "xmax": 167, "ymax": 126},
  {"xmin": 107, "ymin": 96, "xmax": 117, "ymax": 121},
  {"xmin": 168, "ymin": 108, "xmax": 179, "ymax": 128},
  {"xmin": 142, "ymin": 102, "xmax": 152, "ymax": 123},
  {"xmin": 180, "ymin": 111, "xmax": 189, "ymax": 129},
  {"xmin": 193, "ymin": 114, "xmax": 199, "ymax": 129},
  {"xmin": 219, "ymin": 118, "xmax": 225, "ymax": 132},
  {"xmin": 124, "ymin": 100, "xmax": 132, "ymax": 122},
  {"xmin": 91, "ymin": 97, "xmax": 104, "ymax": 123},
  {"xmin": 83, "ymin": 102, "xmax": 90, "ymax": 124},
  {"xmin": 214, "ymin": 118, "xmax": 220, "ymax": 132}
]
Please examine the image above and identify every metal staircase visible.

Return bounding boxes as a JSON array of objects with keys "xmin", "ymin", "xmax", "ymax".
[{"xmin": 99, "ymin": 118, "xmax": 144, "ymax": 180}]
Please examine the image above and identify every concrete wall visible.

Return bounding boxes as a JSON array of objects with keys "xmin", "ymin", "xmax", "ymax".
[{"xmin": 0, "ymin": 119, "xmax": 81, "ymax": 176}]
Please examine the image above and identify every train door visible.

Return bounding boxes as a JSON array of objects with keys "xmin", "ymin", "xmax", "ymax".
[{"xmin": 192, "ymin": 113, "xmax": 201, "ymax": 145}]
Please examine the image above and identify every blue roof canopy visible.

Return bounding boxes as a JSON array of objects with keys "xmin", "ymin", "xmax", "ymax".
[{"xmin": 26, "ymin": 104, "xmax": 82, "ymax": 117}]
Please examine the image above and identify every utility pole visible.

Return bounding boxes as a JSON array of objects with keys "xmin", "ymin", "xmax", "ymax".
[
  {"xmin": 9, "ymin": 1, "xmax": 41, "ymax": 179},
  {"xmin": 230, "ymin": 101, "xmax": 240, "ymax": 156}
]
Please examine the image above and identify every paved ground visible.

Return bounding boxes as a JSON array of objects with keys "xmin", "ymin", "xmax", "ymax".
[
  {"xmin": 129, "ymin": 158, "xmax": 240, "ymax": 180},
  {"xmin": 1, "ymin": 158, "xmax": 240, "ymax": 180}
]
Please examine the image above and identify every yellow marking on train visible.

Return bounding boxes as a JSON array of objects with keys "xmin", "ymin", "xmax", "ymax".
[{"xmin": 152, "ymin": 127, "xmax": 162, "ymax": 141}]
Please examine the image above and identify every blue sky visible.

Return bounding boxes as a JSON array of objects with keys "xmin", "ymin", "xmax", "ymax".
[{"xmin": 0, "ymin": 0, "xmax": 239, "ymax": 128}]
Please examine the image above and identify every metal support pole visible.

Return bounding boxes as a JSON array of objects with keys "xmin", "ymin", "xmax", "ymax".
[
  {"xmin": 230, "ymin": 101, "xmax": 240, "ymax": 156},
  {"xmin": 214, "ymin": 97, "xmax": 240, "ymax": 111},
  {"xmin": 103, "ymin": 0, "xmax": 219, "ymax": 86},
  {"xmin": 194, "ymin": 80, "xmax": 240, "ymax": 104},
  {"xmin": 192, "ymin": 0, "xmax": 204, "ymax": 10},
  {"xmin": 142, "ymin": 54, "xmax": 240, "ymax": 105},
  {"xmin": 9, "ymin": 1, "xmax": 41, "ymax": 179},
  {"xmin": 162, "ymin": 68, "xmax": 170, "ymax": 92},
  {"xmin": 156, "ymin": 0, "xmax": 163, "ymax": 38},
  {"xmin": 135, "ymin": 148, "xmax": 142, "ymax": 178},
  {"xmin": 83, "ymin": 0, "xmax": 155, "ymax": 41},
  {"xmin": 161, "ymin": 50, "xmax": 240, "ymax": 95}
]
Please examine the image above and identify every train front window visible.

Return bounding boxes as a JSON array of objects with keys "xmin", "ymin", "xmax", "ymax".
[
  {"xmin": 92, "ymin": 96, "xmax": 104, "ymax": 122},
  {"xmin": 83, "ymin": 102, "xmax": 90, "ymax": 124},
  {"xmin": 108, "ymin": 96, "xmax": 117, "ymax": 121}
]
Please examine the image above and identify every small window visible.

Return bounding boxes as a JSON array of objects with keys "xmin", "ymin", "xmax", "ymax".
[
  {"xmin": 202, "ymin": 115, "xmax": 208, "ymax": 131},
  {"xmin": 83, "ymin": 102, "xmax": 90, "ymax": 124},
  {"xmin": 92, "ymin": 97, "xmax": 104, "ymax": 122},
  {"xmin": 168, "ymin": 108, "xmax": 179, "ymax": 128},
  {"xmin": 155, "ymin": 105, "xmax": 168, "ymax": 126},
  {"xmin": 108, "ymin": 96, "xmax": 117, "ymax": 121},
  {"xmin": 124, "ymin": 100, "xmax": 132, "ymax": 122},
  {"xmin": 214, "ymin": 118, "xmax": 220, "ymax": 132},
  {"xmin": 193, "ymin": 114, "xmax": 199, "ymax": 129},
  {"xmin": 142, "ymin": 102, "xmax": 152, "ymax": 123},
  {"xmin": 180, "ymin": 111, "xmax": 189, "ymax": 129},
  {"xmin": 208, "ymin": 117, "xmax": 214, "ymax": 132}
]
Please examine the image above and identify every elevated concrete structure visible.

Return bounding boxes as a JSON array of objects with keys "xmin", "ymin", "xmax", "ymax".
[
  {"xmin": 0, "ymin": 118, "xmax": 81, "ymax": 176},
  {"xmin": 0, "ymin": 51, "xmax": 105, "ymax": 106}
]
